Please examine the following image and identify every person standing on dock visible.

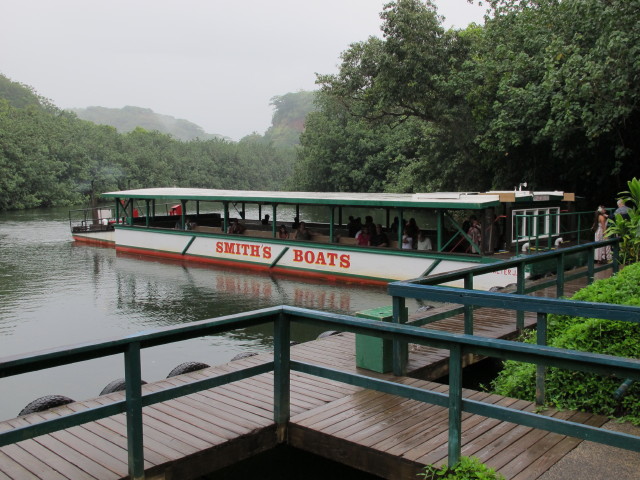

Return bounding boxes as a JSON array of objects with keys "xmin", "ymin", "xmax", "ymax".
[
  {"xmin": 593, "ymin": 205, "xmax": 611, "ymax": 263},
  {"xmin": 614, "ymin": 199, "xmax": 630, "ymax": 220}
]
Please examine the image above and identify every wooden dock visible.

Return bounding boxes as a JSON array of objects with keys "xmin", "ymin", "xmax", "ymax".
[{"xmin": 0, "ymin": 271, "xmax": 632, "ymax": 479}]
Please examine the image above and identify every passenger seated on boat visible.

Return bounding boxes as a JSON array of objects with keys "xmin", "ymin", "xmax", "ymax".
[
  {"xmin": 228, "ymin": 219, "xmax": 246, "ymax": 234},
  {"xmin": 402, "ymin": 227, "xmax": 413, "ymax": 250},
  {"xmin": 278, "ymin": 224, "xmax": 289, "ymax": 239},
  {"xmin": 405, "ymin": 218, "xmax": 419, "ymax": 247},
  {"xmin": 295, "ymin": 222, "xmax": 311, "ymax": 241},
  {"xmin": 347, "ymin": 216, "xmax": 359, "ymax": 237},
  {"xmin": 183, "ymin": 218, "xmax": 198, "ymax": 230},
  {"xmin": 466, "ymin": 218, "xmax": 482, "ymax": 253},
  {"xmin": 417, "ymin": 231, "xmax": 432, "ymax": 250},
  {"xmin": 370, "ymin": 224, "xmax": 389, "ymax": 247},
  {"xmin": 357, "ymin": 226, "xmax": 371, "ymax": 246},
  {"xmin": 261, "ymin": 214, "xmax": 270, "ymax": 225}
]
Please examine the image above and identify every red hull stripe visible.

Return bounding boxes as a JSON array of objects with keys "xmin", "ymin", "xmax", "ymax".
[
  {"xmin": 73, "ymin": 236, "xmax": 115, "ymax": 247},
  {"xmin": 116, "ymin": 245, "xmax": 388, "ymax": 286}
]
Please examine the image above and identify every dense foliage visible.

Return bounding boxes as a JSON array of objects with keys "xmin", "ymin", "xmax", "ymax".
[
  {"xmin": 0, "ymin": 75, "xmax": 298, "ymax": 210},
  {"xmin": 420, "ymin": 456, "xmax": 505, "ymax": 480},
  {"xmin": 294, "ymin": 0, "xmax": 640, "ymax": 202},
  {"xmin": 607, "ymin": 177, "xmax": 640, "ymax": 264},
  {"xmin": 491, "ymin": 262, "xmax": 640, "ymax": 422}
]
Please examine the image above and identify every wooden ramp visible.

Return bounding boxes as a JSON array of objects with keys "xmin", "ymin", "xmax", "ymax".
[{"xmin": 0, "ymin": 269, "xmax": 629, "ymax": 479}]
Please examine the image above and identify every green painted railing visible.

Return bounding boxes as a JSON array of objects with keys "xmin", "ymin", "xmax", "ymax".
[
  {"xmin": 397, "ymin": 239, "xmax": 620, "ymax": 338},
  {"xmin": 2, "ymin": 291, "xmax": 640, "ymax": 478}
]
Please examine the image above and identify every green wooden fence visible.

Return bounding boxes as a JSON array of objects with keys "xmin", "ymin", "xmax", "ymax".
[{"xmin": 2, "ymin": 288, "xmax": 640, "ymax": 478}]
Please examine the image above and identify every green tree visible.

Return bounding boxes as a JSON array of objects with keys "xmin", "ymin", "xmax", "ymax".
[
  {"xmin": 475, "ymin": 0, "xmax": 640, "ymax": 201},
  {"xmin": 295, "ymin": 0, "xmax": 484, "ymax": 193}
]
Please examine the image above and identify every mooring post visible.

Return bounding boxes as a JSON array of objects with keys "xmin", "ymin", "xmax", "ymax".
[
  {"xmin": 448, "ymin": 344, "xmax": 463, "ymax": 467},
  {"xmin": 274, "ymin": 311, "xmax": 291, "ymax": 443},
  {"xmin": 125, "ymin": 342, "xmax": 145, "ymax": 480},
  {"xmin": 392, "ymin": 296, "xmax": 408, "ymax": 376},
  {"xmin": 535, "ymin": 312, "xmax": 548, "ymax": 406}
]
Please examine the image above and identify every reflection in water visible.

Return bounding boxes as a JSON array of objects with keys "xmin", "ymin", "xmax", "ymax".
[{"xmin": 0, "ymin": 207, "xmax": 399, "ymax": 420}]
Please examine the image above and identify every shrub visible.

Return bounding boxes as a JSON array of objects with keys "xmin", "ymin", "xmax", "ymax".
[
  {"xmin": 419, "ymin": 456, "xmax": 505, "ymax": 480},
  {"xmin": 491, "ymin": 263, "xmax": 640, "ymax": 423}
]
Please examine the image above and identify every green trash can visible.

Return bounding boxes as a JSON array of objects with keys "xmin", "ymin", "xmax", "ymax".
[{"xmin": 355, "ymin": 305, "xmax": 407, "ymax": 373}]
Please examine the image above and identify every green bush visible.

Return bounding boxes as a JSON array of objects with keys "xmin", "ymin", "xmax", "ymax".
[
  {"xmin": 419, "ymin": 456, "xmax": 505, "ymax": 480},
  {"xmin": 491, "ymin": 263, "xmax": 640, "ymax": 422}
]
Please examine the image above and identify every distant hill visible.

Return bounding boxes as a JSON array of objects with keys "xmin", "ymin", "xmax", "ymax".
[
  {"xmin": 262, "ymin": 91, "xmax": 316, "ymax": 148},
  {"xmin": 70, "ymin": 105, "xmax": 229, "ymax": 142},
  {"xmin": 0, "ymin": 74, "xmax": 53, "ymax": 110}
]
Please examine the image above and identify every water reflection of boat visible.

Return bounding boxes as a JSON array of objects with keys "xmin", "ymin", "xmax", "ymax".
[{"xmin": 70, "ymin": 188, "xmax": 578, "ymax": 289}]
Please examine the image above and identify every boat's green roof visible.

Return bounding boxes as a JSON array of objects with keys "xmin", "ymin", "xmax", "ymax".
[{"xmin": 102, "ymin": 188, "xmax": 566, "ymax": 209}]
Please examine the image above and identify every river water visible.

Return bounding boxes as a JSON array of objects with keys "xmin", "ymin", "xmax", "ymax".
[{"xmin": 0, "ymin": 207, "xmax": 409, "ymax": 421}]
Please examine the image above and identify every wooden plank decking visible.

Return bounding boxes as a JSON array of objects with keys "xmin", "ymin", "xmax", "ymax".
[{"xmin": 0, "ymin": 270, "xmax": 632, "ymax": 479}]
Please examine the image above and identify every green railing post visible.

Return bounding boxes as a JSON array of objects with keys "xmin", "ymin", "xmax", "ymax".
[
  {"xmin": 536, "ymin": 312, "xmax": 547, "ymax": 406},
  {"xmin": 516, "ymin": 260, "xmax": 525, "ymax": 331},
  {"xmin": 464, "ymin": 273, "xmax": 474, "ymax": 335},
  {"xmin": 124, "ymin": 342, "xmax": 145, "ymax": 480},
  {"xmin": 448, "ymin": 344, "xmax": 463, "ymax": 467},
  {"xmin": 612, "ymin": 241, "xmax": 620, "ymax": 274},
  {"xmin": 392, "ymin": 296, "xmax": 408, "ymax": 376},
  {"xmin": 577, "ymin": 214, "xmax": 581, "ymax": 244},
  {"xmin": 556, "ymin": 252, "xmax": 565, "ymax": 297},
  {"xmin": 274, "ymin": 312, "xmax": 290, "ymax": 443},
  {"xmin": 587, "ymin": 247, "xmax": 595, "ymax": 285}
]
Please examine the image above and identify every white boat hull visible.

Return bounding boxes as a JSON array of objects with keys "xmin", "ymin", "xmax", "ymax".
[{"xmin": 112, "ymin": 228, "xmax": 518, "ymax": 289}]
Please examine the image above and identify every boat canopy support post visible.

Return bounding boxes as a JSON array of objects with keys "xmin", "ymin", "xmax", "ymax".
[
  {"xmin": 180, "ymin": 200, "xmax": 187, "ymax": 230},
  {"xmin": 338, "ymin": 206, "xmax": 343, "ymax": 227},
  {"xmin": 223, "ymin": 202, "xmax": 229, "ymax": 233},
  {"xmin": 115, "ymin": 198, "xmax": 120, "ymax": 223},
  {"xmin": 482, "ymin": 207, "xmax": 495, "ymax": 254},
  {"xmin": 329, "ymin": 207, "xmax": 335, "ymax": 243},
  {"xmin": 436, "ymin": 209, "xmax": 443, "ymax": 251},
  {"xmin": 397, "ymin": 208, "xmax": 404, "ymax": 247},
  {"xmin": 272, "ymin": 204, "xmax": 277, "ymax": 238},
  {"xmin": 145, "ymin": 200, "xmax": 150, "ymax": 227}
]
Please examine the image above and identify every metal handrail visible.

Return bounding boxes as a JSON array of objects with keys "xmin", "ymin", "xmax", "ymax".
[{"xmin": 2, "ymin": 297, "xmax": 640, "ymax": 478}]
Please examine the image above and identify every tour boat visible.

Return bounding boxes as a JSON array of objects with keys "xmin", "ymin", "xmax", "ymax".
[{"xmin": 70, "ymin": 188, "xmax": 580, "ymax": 288}]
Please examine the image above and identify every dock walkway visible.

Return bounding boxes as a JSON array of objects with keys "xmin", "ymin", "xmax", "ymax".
[{"xmin": 1, "ymin": 270, "xmax": 634, "ymax": 479}]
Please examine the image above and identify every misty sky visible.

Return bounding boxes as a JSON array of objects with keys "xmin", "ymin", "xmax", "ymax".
[{"xmin": 2, "ymin": 0, "xmax": 485, "ymax": 140}]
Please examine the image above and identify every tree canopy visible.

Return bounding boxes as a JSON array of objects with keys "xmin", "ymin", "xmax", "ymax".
[
  {"xmin": 294, "ymin": 0, "xmax": 640, "ymax": 204},
  {"xmin": 0, "ymin": 75, "xmax": 299, "ymax": 210}
]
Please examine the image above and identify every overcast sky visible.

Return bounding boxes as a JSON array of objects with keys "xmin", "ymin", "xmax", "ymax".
[{"xmin": 1, "ymin": 0, "xmax": 485, "ymax": 140}]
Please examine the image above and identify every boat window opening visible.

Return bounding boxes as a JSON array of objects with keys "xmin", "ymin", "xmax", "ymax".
[{"xmin": 512, "ymin": 207, "xmax": 560, "ymax": 244}]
